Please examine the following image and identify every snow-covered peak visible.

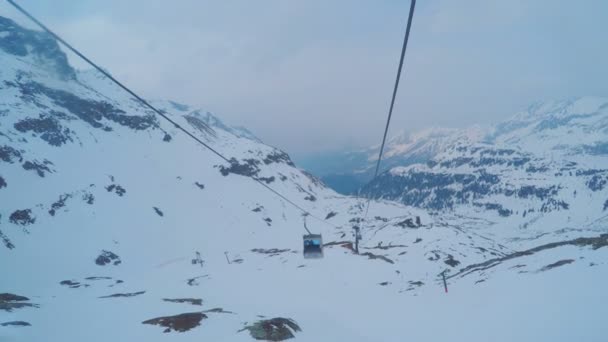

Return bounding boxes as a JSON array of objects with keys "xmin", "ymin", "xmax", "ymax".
[
  {"xmin": 0, "ymin": 16, "xmax": 75, "ymax": 80},
  {"xmin": 488, "ymin": 96, "xmax": 608, "ymax": 158},
  {"xmin": 150, "ymin": 100, "xmax": 260, "ymax": 142},
  {"xmin": 361, "ymin": 125, "xmax": 487, "ymax": 170}
]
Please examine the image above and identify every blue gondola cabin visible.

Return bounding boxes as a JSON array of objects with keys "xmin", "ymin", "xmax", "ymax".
[{"xmin": 303, "ymin": 234, "xmax": 323, "ymax": 259}]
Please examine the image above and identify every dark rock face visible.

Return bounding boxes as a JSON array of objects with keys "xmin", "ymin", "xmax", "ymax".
[
  {"xmin": 194, "ymin": 182, "xmax": 205, "ymax": 189},
  {"xmin": 444, "ymin": 254, "xmax": 461, "ymax": 267},
  {"xmin": 241, "ymin": 318, "xmax": 301, "ymax": 341},
  {"xmin": 356, "ymin": 142, "xmax": 597, "ymax": 216},
  {"xmin": 360, "ymin": 252, "xmax": 394, "ymax": 264},
  {"xmin": 6, "ymin": 80, "xmax": 156, "ymax": 135},
  {"xmin": 0, "ymin": 17, "xmax": 75, "ymax": 79},
  {"xmin": 361, "ymin": 159, "xmax": 572, "ymax": 215},
  {"xmin": 95, "ymin": 250, "xmax": 121, "ymax": 266},
  {"xmin": 0, "ymin": 229, "xmax": 15, "ymax": 249},
  {"xmin": 604, "ymin": 199, "xmax": 608, "ymax": 211},
  {"xmin": 49, "ymin": 194, "xmax": 71, "ymax": 216},
  {"xmin": 539, "ymin": 259, "xmax": 574, "ymax": 272},
  {"xmin": 540, "ymin": 198, "xmax": 569, "ymax": 213},
  {"xmin": 0, "ymin": 293, "xmax": 38, "ymax": 312},
  {"xmin": 106, "ymin": 184, "xmax": 126, "ymax": 196},
  {"xmin": 220, "ymin": 158, "xmax": 261, "ymax": 178},
  {"xmin": 162, "ymin": 298, "xmax": 203, "ymax": 306},
  {"xmin": 258, "ymin": 176, "xmax": 276, "ymax": 184},
  {"xmin": 263, "ymin": 151, "xmax": 295, "ymax": 167},
  {"xmin": 587, "ymin": 173, "xmax": 608, "ymax": 191},
  {"xmin": 142, "ymin": 312, "xmax": 207, "ymax": 333},
  {"xmin": 396, "ymin": 218, "xmax": 416, "ymax": 228},
  {"xmin": 82, "ymin": 192, "xmax": 95, "ymax": 205},
  {"xmin": 325, "ymin": 211, "xmax": 337, "ymax": 220},
  {"xmin": 0, "ymin": 145, "xmax": 22, "ymax": 163},
  {"xmin": 13, "ymin": 114, "xmax": 73, "ymax": 146},
  {"xmin": 251, "ymin": 248, "xmax": 290, "ymax": 256},
  {"xmin": 9, "ymin": 209, "xmax": 35, "ymax": 225},
  {"xmin": 60, "ymin": 280, "xmax": 87, "ymax": 288},
  {"xmin": 218, "ymin": 155, "xmax": 289, "ymax": 184},
  {"xmin": 0, "ymin": 293, "xmax": 28, "ymax": 302},
  {"xmin": 99, "ymin": 291, "xmax": 145, "ymax": 298},
  {"xmin": 153, "ymin": 207, "xmax": 164, "ymax": 217},
  {"xmin": 474, "ymin": 202, "xmax": 512, "ymax": 217},
  {"xmin": 0, "ymin": 175, "xmax": 6, "ymax": 189},
  {"xmin": 0, "ymin": 321, "xmax": 31, "ymax": 327},
  {"xmin": 22, "ymin": 160, "xmax": 54, "ymax": 177},
  {"xmin": 361, "ymin": 170, "xmax": 501, "ymax": 210}
]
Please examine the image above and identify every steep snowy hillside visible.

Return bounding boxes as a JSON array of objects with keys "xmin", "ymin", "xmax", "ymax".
[{"xmin": 1, "ymin": 16, "xmax": 607, "ymax": 342}]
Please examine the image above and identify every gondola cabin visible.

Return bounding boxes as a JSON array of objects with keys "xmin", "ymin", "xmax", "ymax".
[{"xmin": 303, "ymin": 234, "xmax": 323, "ymax": 259}]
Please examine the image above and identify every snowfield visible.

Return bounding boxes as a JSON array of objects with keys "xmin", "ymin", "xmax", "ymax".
[{"xmin": 1, "ymin": 15, "xmax": 607, "ymax": 342}]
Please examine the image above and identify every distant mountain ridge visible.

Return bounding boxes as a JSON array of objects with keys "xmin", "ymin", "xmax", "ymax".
[{"xmin": 300, "ymin": 96, "xmax": 608, "ymax": 194}]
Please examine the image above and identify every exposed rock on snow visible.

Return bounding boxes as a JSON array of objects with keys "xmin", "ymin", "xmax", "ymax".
[
  {"xmin": 0, "ymin": 293, "xmax": 38, "ymax": 312},
  {"xmin": 142, "ymin": 312, "xmax": 207, "ymax": 333},
  {"xmin": 0, "ymin": 229, "xmax": 14, "ymax": 249},
  {"xmin": 360, "ymin": 252, "xmax": 394, "ymax": 264},
  {"xmin": 153, "ymin": 206, "xmax": 164, "ymax": 217},
  {"xmin": 240, "ymin": 317, "xmax": 301, "ymax": 341},
  {"xmin": 99, "ymin": 291, "xmax": 145, "ymax": 298},
  {"xmin": 22, "ymin": 159, "xmax": 53, "ymax": 177},
  {"xmin": 48, "ymin": 193, "xmax": 71, "ymax": 216},
  {"xmin": 95, "ymin": 250, "xmax": 121, "ymax": 266},
  {"xmin": 105, "ymin": 184, "xmax": 126, "ymax": 197},
  {"xmin": 163, "ymin": 298, "xmax": 203, "ymax": 306},
  {"xmin": 0, "ymin": 321, "xmax": 31, "ymax": 327},
  {"xmin": 251, "ymin": 248, "xmax": 291, "ymax": 256},
  {"xmin": 325, "ymin": 211, "xmax": 337, "ymax": 219},
  {"xmin": 9, "ymin": 209, "xmax": 35, "ymax": 226},
  {"xmin": 538, "ymin": 259, "xmax": 575, "ymax": 272},
  {"xmin": 59, "ymin": 280, "xmax": 88, "ymax": 288}
]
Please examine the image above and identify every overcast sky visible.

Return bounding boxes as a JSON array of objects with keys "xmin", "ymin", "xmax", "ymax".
[{"xmin": 2, "ymin": 0, "xmax": 607, "ymax": 157}]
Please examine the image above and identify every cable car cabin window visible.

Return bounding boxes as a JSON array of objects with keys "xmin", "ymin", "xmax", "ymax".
[{"xmin": 303, "ymin": 234, "xmax": 323, "ymax": 259}]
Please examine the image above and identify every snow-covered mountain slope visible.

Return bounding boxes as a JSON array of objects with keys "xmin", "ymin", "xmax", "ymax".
[
  {"xmin": 361, "ymin": 97, "xmax": 608, "ymax": 230},
  {"xmin": 1, "ymin": 16, "xmax": 607, "ymax": 342},
  {"xmin": 489, "ymin": 98, "xmax": 608, "ymax": 158}
]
